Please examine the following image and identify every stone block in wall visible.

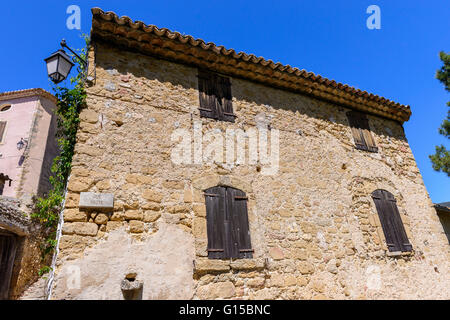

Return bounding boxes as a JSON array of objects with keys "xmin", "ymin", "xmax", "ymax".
[
  {"xmin": 142, "ymin": 189, "xmax": 163, "ymax": 203},
  {"xmin": 93, "ymin": 213, "xmax": 109, "ymax": 225},
  {"xmin": 106, "ymin": 221, "xmax": 124, "ymax": 232},
  {"xmin": 62, "ymin": 222, "xmax": 98, "ymax": 237},
  {"xmin": 183, "ymin": 189, "xmax": 193, "ymax": 203},
  {"xmin": 80, "ymin": 109, "xmax": 99, "ymax": 124},
  {"xmin": 193, "ymin": 204, "xmax": 206, "ymax": 217},
  {"xmin": 166, "ymin": 204, "xmax": 190, "ymax": 214},
  {"xmin": 230, "ymin": 258, "xmax": 265, "ymax": 271},
  {"xmin": 196, "ymin": 281, "xmax": 235, "ymax": 299},
  {"xmin": 63, "ymin": 208, "xmax": 88, "ymax": 222},
  {"xmin": 70, "ymin": 167, "xmax": 91, "ymax": 177},
  {"xmin": 194, "ymin": 258, "xmax": 230, "ymax": 274},
  {"xmin": 67, "ymin": 177, "xmax": 94, "ymax": 193},
  {"xmin": 110, "ymin": 211, "xmax": 124, "ymax": 221},
  {"xmin": 246, "ymin": 277, "xmax": 265, "ymax": 288},
  {"xmin": 250, "ymin": 288, "xmax": 277, "ymax": 300},
  {"xmin": 162, "ymin": 180, "xmax": 185, "ymax": 190},
  {"xmin": 124, "ymin": 210, "xmax": 143, "ymax": 220},
  {"xmin": 195, "ymin": 239, "xmax": 208, "ymax": 257},
  {"xmin": 96, "ymin": 180, "xmax": 111, "ymax": 191},
  {"xmin": 192, "ymin": 217, "xmax": 207, "ymax": 238},
  {"xmin": 141, "ymin": 202, "xmax": 162, "ymax": 211},
  {"xmin": 269, "ymin": 274, "xmax": 285, "ymax": 287},
  {"xmin": 268, "ymin": 246, "xmax": 285, "ymax": 260},
  {"xmin": 79, "ymin": 122, "xmax": 99, "ymax": 134},
  {"xmin": 297, "ymin": 261, "xmax": 315, "ymax": 275},
  {"xmin": 76, "ymin": 145, "xmax": 103, "ymax": 157},
  {"xmin": 143, "ymin": 210, "xmax": 161, "ymax": 222},
  {"xmin": 129, "ymin": 220, "xmax": 144, "ymax": 233},
  {"xmin": 126, "ymin": 174, "xmax": 155, "ymax": 185},
  {"xmin": 58, "ymin": 235, "xmax": 89, "ymax": 250},
  {"xmin": 64, "ymin": 193, "xmax": 80, "ymax": 208}
]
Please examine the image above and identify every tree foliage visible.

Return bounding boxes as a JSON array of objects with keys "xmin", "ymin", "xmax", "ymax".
[{"xmin": 429, "ymin": 51, "xmax": 450, "ymax": 176}]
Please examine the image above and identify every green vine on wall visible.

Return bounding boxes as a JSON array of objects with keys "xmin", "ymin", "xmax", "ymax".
[{"xmin": 33, "ymin": 36, "xmax": 89, "ymax": 275}]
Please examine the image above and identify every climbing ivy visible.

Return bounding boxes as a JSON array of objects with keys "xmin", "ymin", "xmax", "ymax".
[{"xmin": 33, "ymin": 36, "xmax": 89, "ymax": 274}]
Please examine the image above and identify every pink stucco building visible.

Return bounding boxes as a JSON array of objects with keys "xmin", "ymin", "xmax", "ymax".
[
  {"xmin": 0, "ymin": 89, "xmax": 58, "ymax": 300},
  {"xmin": 0, "ymin": 88, "xmax": 58, "ymax": 202}
]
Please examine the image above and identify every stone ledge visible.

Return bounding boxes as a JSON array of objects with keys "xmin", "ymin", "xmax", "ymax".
[
  {"xmin": 386, "ymin": 250, "xmax": 414, "ymax": 258},
  {"xmin": 230, "ymin": 258, "xmax": 266, "ymax": 271},
  {"xmin": 194, "ymin": 258, "xmax": 267, "ymax": 275},
  {"xmin": 193, "ymin": 258, "xmax": 230, "ymax": 274}
]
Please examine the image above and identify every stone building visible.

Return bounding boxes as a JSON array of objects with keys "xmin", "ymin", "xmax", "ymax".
[
  {"xmin": 0, "ymin": 88, "xmax": 58, "ymax": 299},
  {"xmin": 46, "ymin": 8, "xmax": 449, "ymax": 300}
]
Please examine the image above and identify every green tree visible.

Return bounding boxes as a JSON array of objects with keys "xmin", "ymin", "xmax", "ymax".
[{"xmin": 429, "ymin": 51, "xmax": 450, "ymax": 176}]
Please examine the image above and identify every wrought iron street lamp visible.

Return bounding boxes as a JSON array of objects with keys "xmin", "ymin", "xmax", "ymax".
[
  {"xmin": 44, "ymin": 49, "xmax": 74, "ymax": 84},
  {"xmin": 44, "ymin": 39, "xmax": 87, "ymax": 84}
]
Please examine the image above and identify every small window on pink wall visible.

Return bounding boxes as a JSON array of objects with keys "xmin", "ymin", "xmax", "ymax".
[
  {"xmin": 0, "ymin": 121, "xmax": 6, "ymax": 143},
  {"xmin": 0, "ymin": 105, "xmax": 11, "ymax": 112}
]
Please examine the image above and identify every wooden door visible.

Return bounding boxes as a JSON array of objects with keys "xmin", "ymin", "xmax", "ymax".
[{"xmin": 0, "ymin": 233, "xmax": 18, "ymax": 300}]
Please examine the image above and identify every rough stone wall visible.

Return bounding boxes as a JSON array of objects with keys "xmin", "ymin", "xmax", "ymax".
[{"xmin": 48, "ymin": 42, "xmax": 450, "ymax": 300}]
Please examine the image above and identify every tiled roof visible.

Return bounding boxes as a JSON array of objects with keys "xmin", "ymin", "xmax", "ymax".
[
  {"xmin": 91, "ymin": 7, "xmax": 411, "ymax": 122},
  {"xmin": 0, "ymin": 88, "xmax": 57, "ymax": 104}
]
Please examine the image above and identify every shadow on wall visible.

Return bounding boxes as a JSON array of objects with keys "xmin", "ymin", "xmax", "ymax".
[{"xmin": 95, "ymin": 41, "xmax": 408, "ymax": 144}]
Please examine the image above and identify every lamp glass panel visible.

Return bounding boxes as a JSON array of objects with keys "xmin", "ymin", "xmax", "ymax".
[
  {"xmin": 46, "ymin": 55, "xmax": 59, "ymax": 76},
  {"xmin": 58, "ymin": 55, "xmax": 73, "ymax": 79}
]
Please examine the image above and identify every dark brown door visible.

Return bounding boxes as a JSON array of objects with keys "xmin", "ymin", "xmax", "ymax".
[{"xmin": 0, "ymin": 233, "xmax": 18, "ymax": 300}]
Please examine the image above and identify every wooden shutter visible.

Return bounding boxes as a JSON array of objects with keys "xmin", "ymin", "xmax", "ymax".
[
  {"xmin": 198, "ymin": 70, "xmax": 218, "ymax": 119},
  {"xmin": 0, "ymin": 121, "xmax": 6, "ymax": 143},
  {"xmin": 0, "ymin": 233, "xmax": 18, "ymax": 300},
  {"xmin": 372, "ymin": 189, "xmax": 412, "ymax": 252},
  {"xmin": 227, "ymin": 188, "xmax": 253, "ymax": 259},
  {"xmin": 359, "ymin": 116, "xmax": 378, "ymax": 152},
  {"xmin": 205, "ymin": 186, "xmax": 227, "ymax": 259},
  {"xmin": 346, "ymin": 111, "xmax": 378, "ymax": 152},
  {"xmin": 217, "ymin": 76, "xmax": 235, "ymax": 123},
  {"xmin": 198, "ymin": 70, "xmax": 234, "ymax": 122}
]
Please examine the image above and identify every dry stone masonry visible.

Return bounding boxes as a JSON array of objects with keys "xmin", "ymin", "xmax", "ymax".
[{"xmin": 41, "ymin": 8, "xmax": 450, "ymax": 300}]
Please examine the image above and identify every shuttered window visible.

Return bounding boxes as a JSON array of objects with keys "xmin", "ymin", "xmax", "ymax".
[
  {"xmin": 204, "ymin": 186, "xmax": 252, "ymax": 259},
  {"xmin": 0, "ymin": 121, "xmax": 6, "ymax": 143},
  {"xmin": 198, "ymin": 69, "xmax": 235, "ymax": 122},
  {"xmin": 372, "ymin": 189, "xmax": 412, "ymax": 252},
  {"xmin": 0, "ymin": 233, "xmax": 18, "ymax": 300},
  {"xmin": 346, "ymin": 111, "xmax": 378, "ymax": 152}
]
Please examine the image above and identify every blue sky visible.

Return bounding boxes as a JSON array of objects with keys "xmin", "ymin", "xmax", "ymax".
[{"xmin": 0, "ymin": 1, "xmax": 448, "ymax": 202}]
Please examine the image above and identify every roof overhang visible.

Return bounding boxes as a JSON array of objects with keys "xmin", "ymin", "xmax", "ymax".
[
  {"xmin": 0, "ymin": 88, "xmax": 57, "ymax": 104},
  {"xmin": 435, "ymin": 203, "xmax": 450, "ymax": 215},
  {"xmin": 91, "ymin": 7, "xmax": 411, "ymax": 123}
]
